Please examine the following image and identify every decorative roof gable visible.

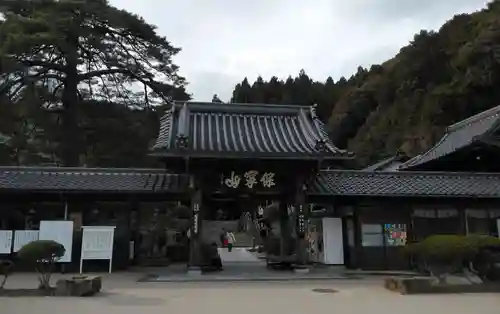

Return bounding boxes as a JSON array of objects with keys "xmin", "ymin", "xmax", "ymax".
[{"xmin": 151, "ymin": 102, "xmax": 353, "ymax": 159}]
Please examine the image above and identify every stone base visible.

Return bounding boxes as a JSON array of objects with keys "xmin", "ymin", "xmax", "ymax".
[
  {"xmin": 294, "ymin": 267, "xmax": 310, "ymax": 274},
  {"xmin": 187, "ymin": 267, "xmax": 203, "ymax": 276},
  {"xmin": 55, "ymin": 276, "xmax": 102, "ymax": 297},
  {"xmin": 384, "ymin": 276, "xmax": 500, "ymax": 295}
]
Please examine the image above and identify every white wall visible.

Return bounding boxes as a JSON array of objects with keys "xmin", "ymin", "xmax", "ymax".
[{"xmin": 322, "ymin": 218, "xmax": 344, "ymax": 265}]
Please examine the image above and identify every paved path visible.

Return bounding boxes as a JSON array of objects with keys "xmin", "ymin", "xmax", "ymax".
[
  {"xmin": 217, "ymin": 247, "xmax": 262, "ymax": 263},
  {"xmin": 2, "ymin": 274, "xmax": 500, "ymax": 314}
]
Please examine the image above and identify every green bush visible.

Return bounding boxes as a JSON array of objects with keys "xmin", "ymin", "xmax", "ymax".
[
  {"xmin": 18, "ymin": 240, "xmax": 65, "ymax": 290},
  {"xmin": 406, "ymin": 234, "xmax": 500, "ymax": 281},
  {"xmin": 465, "ymin": 234, "xmax": 500, "ymax": 250},
  {"xmin": 405, "ymin": 235, "xmax": 472, "ymax": 261},
  {"xmin": 0, "ymin": 260, "xmax": 14, "ymax": 289}
]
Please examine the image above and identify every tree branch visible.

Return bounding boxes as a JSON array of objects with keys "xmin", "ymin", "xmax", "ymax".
[
  {"xmin": 77, "ymin": 68, "xmax": 168, "ymax": 102},
  {"xmin": 0, "ymin": 73, "xmax": 64, "ymax": 96},
  {"xmin": 19, "ymin": 60, "xmax": 65, "ymax": 72},
  {"xmin": 77, "ymin": 68, "xmax": 130, "ymax": 82}
]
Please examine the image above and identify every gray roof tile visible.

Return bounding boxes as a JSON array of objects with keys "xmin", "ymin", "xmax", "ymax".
[
  {"xmin": 310, "ymin": 170, "xmax": 500, "ymax": 198},
  {"xmin": 362, "ymin": 152, "xmax": 410, "ymax": 171},
  {"xmin": 401, "ymin": 105, "xmax": 500, "ymax": 169},
  {"xmin": 0, "ymin": 167, "xmax": 189, "ymax": 193},
  {"xmin": 3, "ymin": 167, "xmax": 499, "ymax": 199},
  {"xmin": 152, "ymin": 102, "xmax": 353, "ymax": 159}
]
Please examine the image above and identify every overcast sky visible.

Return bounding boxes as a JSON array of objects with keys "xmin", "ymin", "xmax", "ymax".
[{"xmin": 110, "ymin": 0, "xmax": 489, "ymax": 102}]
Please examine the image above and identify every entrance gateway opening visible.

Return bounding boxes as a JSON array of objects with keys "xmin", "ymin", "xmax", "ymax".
[{"xmin": 148, "ymin": 101, "xmax": 354, "ymax": 274}]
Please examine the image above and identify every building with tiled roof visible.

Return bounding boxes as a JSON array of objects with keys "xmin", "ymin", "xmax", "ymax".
[
  {"xmin": 2, "ymin": 101, "xmax": 500, "ymax": 272},
  {"xmin": 400, "ymin": 104, "xmax": 500, "ymax": 171},
  {"xmin": 151, "ymin": 101, "xmax": 354, "ymax": 160}
]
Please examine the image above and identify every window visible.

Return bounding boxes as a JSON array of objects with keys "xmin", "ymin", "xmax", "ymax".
[
  {"xmin": 466, "ymin": 209, "xmax": 499, "ymax": 236},
  {"xmin": 361, "ymin": 224, "xmax": 383, "ymax": 247},
  {"xmin": 361, "ymin": 223, "xmax": 407, "ymax": 247}
]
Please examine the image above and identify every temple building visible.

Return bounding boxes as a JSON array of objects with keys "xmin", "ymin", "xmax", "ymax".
[{"xmin": 1, "ymin": 102, "xmax": 500, "ymax": 271}]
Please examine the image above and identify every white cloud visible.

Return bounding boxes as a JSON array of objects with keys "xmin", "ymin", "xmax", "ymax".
[{"xmin": 109, "ymin": 0, "xmax": 490, "ymax": 101}]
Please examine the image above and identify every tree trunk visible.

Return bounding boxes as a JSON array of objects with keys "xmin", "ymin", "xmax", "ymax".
[{"xmin": 61, "ymin": 38, "xmax": 80, "ymax": 167}]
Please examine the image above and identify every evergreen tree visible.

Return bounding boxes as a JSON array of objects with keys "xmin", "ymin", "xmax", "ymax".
[{"xmin": 0, "ymin": 0, "xmax": 188, "ymax": 166}]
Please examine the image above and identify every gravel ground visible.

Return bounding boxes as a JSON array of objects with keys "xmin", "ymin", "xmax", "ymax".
[{"xmin": 2, "ymin": 273, "xmax": 499, "ymax": 314}]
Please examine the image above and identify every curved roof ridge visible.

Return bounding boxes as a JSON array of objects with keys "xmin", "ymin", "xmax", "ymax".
[
  {"xmin": 399, "ymin": 133, "xmax": 450, "ymax": 168},
  {"xmin": 0, "ymin": 166, "xmax": 172, "ymax": 174},
  {"xmin": 319, "ymin": 168, "xmax": 500, "ymax": 177},
  {"xmin": 447, "ymin": 104, "xmax": 500, "ymax": 132}
]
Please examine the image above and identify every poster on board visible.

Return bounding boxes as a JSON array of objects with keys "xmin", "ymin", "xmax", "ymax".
[
  {"xmin": 39, "ymin": 221, "xmax": 74, "ymax": 263},
  {"xmin": 80, "ymin": 226, "xmax": 116, "ymax": 273},
  {"xmin": 13, "ymin": 230, "xmax": 39, "ymax": 252},
  {"xmin": 0, "ymin": 231, "xmax": 13, "ymax": 254}
]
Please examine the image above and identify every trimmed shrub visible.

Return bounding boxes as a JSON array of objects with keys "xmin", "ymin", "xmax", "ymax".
[
  {"xmin": 405, "ymin": 235, "xmax": 472, "ymax": 281},
  {"xmin": 18, "ymin": 240, "xmax": 65, "ymax": 290},
  {"xmin": 406, "ymin": 234, "xmax": 500, "ymax": 282},
  {"xmin": 467, "ymin": 235, "xmax": 500, "ymax": 282}
]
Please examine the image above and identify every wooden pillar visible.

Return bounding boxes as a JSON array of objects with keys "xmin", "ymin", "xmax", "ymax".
[
  {"xmin": 278, "ymin": 199, "xmax": 289, "ymax": 258},
  {"xmin": 352, "ymin": 205, "xmax": 361, "ymax": 269},
  {"xmin": 188, "ymin": 176, "xmax": 203, "ymax": 271},
  {"xmin": 130, "ymin": 198, "xmax": 139, "ymax": 265}
]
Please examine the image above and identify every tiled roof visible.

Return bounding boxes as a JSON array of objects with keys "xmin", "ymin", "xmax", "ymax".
[
  {"xmin": 0, "ymin": 167, "xmax": 189, "ymax": 193},
  {"xmin": 362, "ymin": 152, "xmax": 410, "ymax": 172},
  {"xmin": 3, "ymin": 166, "xmax": 500, "ymax": 199},
  {"xmin": 151, "ymin": 102, "xmax": 353, "ymax": 159},
  {"xmin": 401, "ymin": 105, "xmax": 500, "ymax": 169},
  {"xmin": 309, "ymin": 170, "xmax": 500, "ymax": 198}
]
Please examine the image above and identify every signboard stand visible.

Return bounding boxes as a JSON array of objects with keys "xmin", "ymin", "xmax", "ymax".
[
  {"xmin": 0, "ymin": 231, "xmax": 13, "ymax": 254},
  {"xmin": 39, "ymin": 221, "xmax": 74, "ymax": 263},
  {"xmin": 13, "ymin": 230, "xmax": 39, "ymax": 252},
  {"xmin": 80, "ymin": 226, "xmax": 116, "ymax": 274}
]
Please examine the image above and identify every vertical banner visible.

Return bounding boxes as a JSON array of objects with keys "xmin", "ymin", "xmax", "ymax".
[{"xmin": 189, "ymin": 188, "xmax": 202, "ymax": 267}]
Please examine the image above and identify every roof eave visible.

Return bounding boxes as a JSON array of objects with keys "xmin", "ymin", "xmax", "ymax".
[
  {"xmin": 148, "ymin": 150, "xmax": 353, "ymax": 160},
  {"xmin": 307, "ymin": 192, "xmax": 500, "ymax": 199}
]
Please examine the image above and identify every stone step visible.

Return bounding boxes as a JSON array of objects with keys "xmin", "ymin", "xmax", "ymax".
[
  {"xmin": 217, "ymin": 247, "xmax": 262, "ymax": 263},
  {"xmin": 232, "ymin": 232, "xmax": 254, "ymax": 247}
]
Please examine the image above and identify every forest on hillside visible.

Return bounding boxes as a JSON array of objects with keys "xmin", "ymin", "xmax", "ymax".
[{"xmin": 2, "ymin": 0, "xmax": 500, "ymax": 168}]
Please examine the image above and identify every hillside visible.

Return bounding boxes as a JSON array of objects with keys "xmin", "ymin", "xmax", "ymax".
[{"xmin": 230, "ymin": 1, "xmax": 500, "ymax": 167}]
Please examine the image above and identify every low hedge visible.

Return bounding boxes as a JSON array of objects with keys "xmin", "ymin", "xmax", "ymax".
[
  {"xmin": 406, "ymin": 235, "xmax": 500, "ymax": 260},
  {"xmin": 405, "ymin": 234, "xmax": 500, "ymax": 280}
]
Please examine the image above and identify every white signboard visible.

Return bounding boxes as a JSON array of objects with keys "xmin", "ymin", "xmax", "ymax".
[
  {"xmin": 80, "ymin": 226, "xmax": 116, "ymax": 273},
  {"xmin": 497, "ymin": 219, "xmax": 500, "ymax": 238},
  {"xmin": 39, "ymin": 221, "xmax": 74, "ymax": 263},
  {"xmin": 13, "ymin": 230, "xmax": 39, "ymax": 252},
  {"xmin": 0, "ymin": 231, "xmax": 13, "ymax": 254}
]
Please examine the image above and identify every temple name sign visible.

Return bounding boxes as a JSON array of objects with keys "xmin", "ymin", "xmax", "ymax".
[{"xmin": 223, "ymin": 170, "xmax": 276, "ymax": 189}]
